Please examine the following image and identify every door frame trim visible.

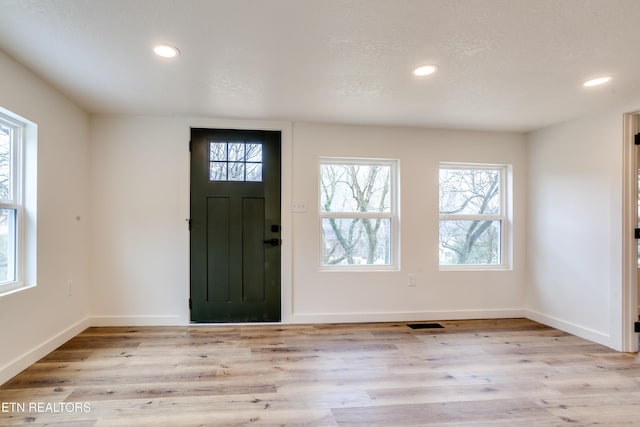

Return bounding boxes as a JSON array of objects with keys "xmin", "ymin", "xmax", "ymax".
[
  {"xmin": 187, "ymin": 118, "xmax": 293, "ymax": 323},
  {"xmin": 622, "ymin": 111, "xmax": 639, "ymax": 352}
]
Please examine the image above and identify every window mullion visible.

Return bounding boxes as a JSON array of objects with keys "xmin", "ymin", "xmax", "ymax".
[
  {"xmin": 321, "ymin": 212, "xmax": 392, "ymax": 219},
  {"xmin": 439, "ymin": 214, "xmax": 503, "ymax": 221},
  {"xmin": 0, "ymin": 202, "xmax": 20, "ymax": 210}
]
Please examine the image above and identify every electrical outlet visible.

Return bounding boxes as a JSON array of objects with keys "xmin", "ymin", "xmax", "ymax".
[{"xmin": 408, "ymin": 273, "xmax": 416, "ymax": 287}]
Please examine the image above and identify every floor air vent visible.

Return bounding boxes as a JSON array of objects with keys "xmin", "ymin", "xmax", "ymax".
[{"xmin": 407, "ymin": 323, "xmax": 444, "ymax": 329}]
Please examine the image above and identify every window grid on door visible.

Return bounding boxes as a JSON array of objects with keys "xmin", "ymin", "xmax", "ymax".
[{"xmin": 209, "ymin": 141, "xmax": 263, "ymax": 182}]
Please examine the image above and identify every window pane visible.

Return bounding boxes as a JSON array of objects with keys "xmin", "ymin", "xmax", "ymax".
[
  {"xmin": 0, "ymin": 124, "xmax": 11, "ymax": 201},
  {"xmin": 209, "ymin": 142, "xmax": 227, "ymax": 161},
  {"xmin": 228, "ymin": 143, "xmax": 245, "ymax": 161},
  {"xmin": 208, "ymin": 142, "xmax": 263, "ymax": 182},
  {"xmin": 210, "ymin": 162, "xmax": 227, "ymax": 181},
  {"xmin": 228, "ymin": 162, "xmax": 245, "ymax": 181},
  {"xmin": 322, "ymin": 217, "xmax": 391, "ymax": 265},
  {"xmin": 320, "ymin": 164, "xmax": 391, "ymax": 213},
  {"xmin": 0, "ymin": 209, "xmax": 16, "ymax": 283},
  {"xmin": 439, "ymin": 168, "xmax": 500, "ymax": 215},
  {"xmin": 439, "ymin": 220, "xmax": 501, "ymax": 265},
  {"xmin": 246, "ymin": 163, "xmax": 262, "ymax": 182},
  {"xmin": 246, "ymin": 143, "xmax": 262, "ymax": 162}
]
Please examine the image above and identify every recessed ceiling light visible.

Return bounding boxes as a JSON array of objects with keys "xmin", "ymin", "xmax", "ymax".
[
  {"xmin": 153, "ymin": 44, "xmax": 180, "ymax": 58},
  {"xmin": 413, "ymin": 65, "xmax": 438, "ymax": 76},
  {"xmin": 583, "ymin": 76, "xmax": 612, "ymax": 87}
]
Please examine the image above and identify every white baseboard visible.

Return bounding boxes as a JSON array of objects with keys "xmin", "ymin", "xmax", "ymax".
[
  {"xmin": 0, "ymin": 309, "xmax": 614, "ymax": 387},
  {"xmin": 288, "ymin": 309, "xmax": 526, "ymax": 324},
  {"xmin": 0, "ymin": 317, "xmax": 91, "ymax": 386},
  {"xmin": 90, "ymin": 315, "xmax": 185, "ymax": 327},
  {"xmin": 0, "ymin": 315, "xmax": 185, "ymax": 386},
  {"xmin": 525, "ymin": 309, "xmax": 611, "ymax": 348}
]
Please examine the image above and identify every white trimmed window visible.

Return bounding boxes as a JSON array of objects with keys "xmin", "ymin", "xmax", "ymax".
[
  {"xmin": 319, "ymin": 158, "xmax": 398, "ymax": 269},
  {"xmin": 439, "ymin": 163, "xmax": 510, "ymax": 269},
  {"xmin": 0, "ymin": 108, "xmax": 36, "ymax": 295}
]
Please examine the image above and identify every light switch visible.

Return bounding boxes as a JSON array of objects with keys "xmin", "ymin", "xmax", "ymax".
[{"xmin": 292, "ymin": 200, "xmax": 307, "ymax": 212}]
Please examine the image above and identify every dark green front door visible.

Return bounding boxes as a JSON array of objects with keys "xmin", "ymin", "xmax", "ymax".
[{"xmin": 190, "ymin": 128, "xmax": 281, "ymax": 322}]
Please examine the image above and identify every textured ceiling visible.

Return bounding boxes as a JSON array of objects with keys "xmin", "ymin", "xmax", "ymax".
[{"xmin": 1, "ymin": 0, "xmax": 640, "ymax": 132}]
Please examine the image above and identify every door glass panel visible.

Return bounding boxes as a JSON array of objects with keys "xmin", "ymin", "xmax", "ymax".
[
  {"xmin": 210, "ymin": 162, "xmax": 227, "ymax": 181},
  {"xmin": 228, "ymin": 143, "xmax": 245, "ymax": 161},
  {"xmin": 228, "ymin": 162, "xmax": 245, "ymax": 181},
  {"xmin": 246, "ymin": 143, "xmax": 262, "ymax": 162},
  {"xmin": 246, "ymin": 163, "xmax": 262, "ymax": 182},
  {"xmin": 210, "ymin": 142, "xmax": 227, "ymax": 161},
  {"xmin": 208, "ymin": 141, "xmax": 263, "ymax": 182}
]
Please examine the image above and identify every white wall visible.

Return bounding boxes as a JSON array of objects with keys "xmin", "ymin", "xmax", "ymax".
[
  {"xmin": 89, "ymin": 116, "xmax": 528, "ymax": 325},
  {"xmin": 89, "ymin": 116, "xmax": 293, "ymax": 325},
  {"xmin": 89, "ymin": 116, "xmax": 190, "ymax": 325},
  {"xmin": 0, "ymin": 50, "xmax": 91, "ymax": 384},
  {"xmin": 527, "ymin": 105, "xmax": 633, "ymax": 350},
  {"xmin": 291, "ymin": 122, "xmax": 528, "ymax": 322}
]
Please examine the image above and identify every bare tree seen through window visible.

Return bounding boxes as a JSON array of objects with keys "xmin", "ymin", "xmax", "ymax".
[
  {"xmin": 209, "ymin": 141, "xmax": 262, "ymax": 181},
  {"xmin": 439, "ymin": 167, "xmax": 502, "ymax": 265},
  {"xmin": 320, "ymin": 163, "xmax": 391, "ymax": 265},
  {"xmin": 0, "ymin": 125, "xmax": 11, "ymax": 280}
]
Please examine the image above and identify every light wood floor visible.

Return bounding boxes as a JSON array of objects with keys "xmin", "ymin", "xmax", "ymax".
[{"xmin": 1, "ymin": 318, "xmax": 639, "ymax": 426}]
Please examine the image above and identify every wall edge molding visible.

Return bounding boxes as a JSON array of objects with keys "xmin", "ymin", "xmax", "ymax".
[
  {"xmin": 525, "ymin": 309, "xmax": 612, "ymax": 349},
  {"xmin": 0, "ymin": 317, "xmax": 92, "ymax": 386},
  {"xmin": 288, "ymin": 309, "xmax": 526, "ymax": 324},
  {"xmin": 90, "ymin": 315, "xmax": 184, "ymax": 327}
]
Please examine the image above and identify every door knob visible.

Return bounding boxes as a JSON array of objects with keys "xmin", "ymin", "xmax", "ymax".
[{"xmin": 264, "ymin": 238, "xmax": 282, "ymax": 247}]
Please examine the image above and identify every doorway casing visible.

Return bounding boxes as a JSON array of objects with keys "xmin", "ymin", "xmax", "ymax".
[
  {"xmin": 186, "ymin": 119, "xmax": 293, "ymax": 324},
  {"xmin": 622, "ymin": 112, "xmax": 639, "ymax": 352}
]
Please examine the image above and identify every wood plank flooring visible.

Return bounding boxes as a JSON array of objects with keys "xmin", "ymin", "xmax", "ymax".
[{"xmin": 1, "ymin": 318, "xmax": 639, "ymax": 426}]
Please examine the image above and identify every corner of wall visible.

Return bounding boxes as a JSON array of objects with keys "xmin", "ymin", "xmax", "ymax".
[
  {"xmin": 525, "ymin": 309, "xmax": 612, "ymax": 349},
  {"xmin": 0, "ymin": 317, "xmax": 91, "ymax": 386}
]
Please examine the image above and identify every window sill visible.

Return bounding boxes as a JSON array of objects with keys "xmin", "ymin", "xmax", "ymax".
[
  {"xmin": 439, "ymin": 265, "xmax": 512, "ymax": 272},
  {"xmin": 320, "ymin": 266, "xmax": 400, "ymax": 272},
  {"xmin": 0, "ymin": 282, "xmax": 36, "ymax": 298}
]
